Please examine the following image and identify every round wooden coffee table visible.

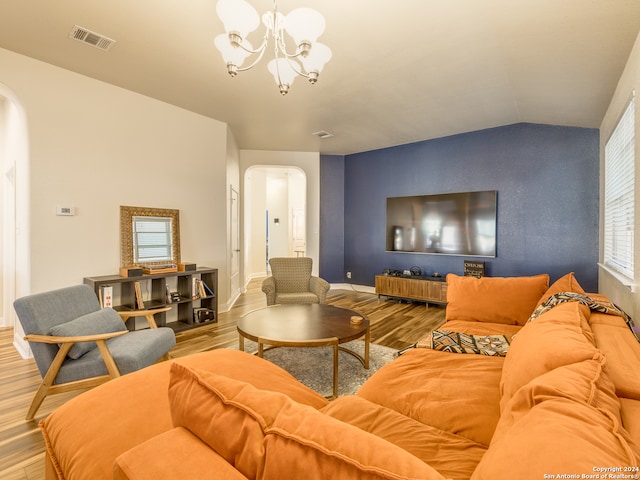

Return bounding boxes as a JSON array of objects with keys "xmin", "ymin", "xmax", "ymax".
[{"xmin": 237, "ymin": 304, "xmax": 370, "ymax": 398}]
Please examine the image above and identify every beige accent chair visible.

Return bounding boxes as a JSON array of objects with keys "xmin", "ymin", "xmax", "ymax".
[{"xmin": 261, "ymin": 257, "xmax": 330, "ymax": 306}]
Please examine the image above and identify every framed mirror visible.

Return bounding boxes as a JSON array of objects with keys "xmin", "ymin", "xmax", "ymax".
[{"xmin": 120, "ymin": 206, "xmax": 181, "ymax": 267}]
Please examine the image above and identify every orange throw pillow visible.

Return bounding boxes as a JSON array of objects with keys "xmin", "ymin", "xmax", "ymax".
[
  {"xmin": 168, "ymin": 363, "xmax": 297, "ymax": 479},
  {"xmin": 536, "ymin": 271, "xmax": 586, "ymax": 307},
  {"xmin": 446, "ymin": 273, "xmax": 549, "ymax": 325},
  {"xmin": 499, "ymin": 302, "xmax": 596, "ymax": 407},
  {"xmin": 495, "ymin": 352, "xmax": 622, "ymax": 443},
  {"xmin": 471, "ymin": 398, "xmax": 639, "ymax": 479}
]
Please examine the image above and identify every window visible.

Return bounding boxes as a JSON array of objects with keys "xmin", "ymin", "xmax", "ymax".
[
  {"xmin": 604, "ymin": 95, "xmax": 635, "ymax": 280},
  {"xmin": 132, "ymin": 216, "xmax": 174, "ymax": 263}
]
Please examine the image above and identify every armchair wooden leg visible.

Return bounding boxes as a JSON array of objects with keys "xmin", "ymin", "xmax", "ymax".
[
  {"xmin": 26, "ymin": 382, "xmax": 51, "ymax": 421},
  {"xmin": 95, "ymin": 340, "xmax": 121, "ymax": 379},
  {"xmin": 25, "ymin": 344, "xmax": 73, "ymax": 421}
]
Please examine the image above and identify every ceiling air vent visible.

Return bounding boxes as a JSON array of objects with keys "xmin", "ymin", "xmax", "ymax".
[
  {"xmin": 68, "ymin": 25, "xmax": 116, "ymax": 51},
  {"xmin": 312, "ymin": 131, "xmax": 334, "ymax": 139}
]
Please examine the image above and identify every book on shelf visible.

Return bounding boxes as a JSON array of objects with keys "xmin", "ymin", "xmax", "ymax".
[
  {"xmin": 201, "ymin": 280, "xmax": 215, "ymax": 297},
  {"xmin": 99, "ymin": 285, "xmax": 113, "ymax": 308},
  {"xmin": 134, "ymin": 281, "xmax": 145, "ymax": 309},
  {"xmin": 192, "ymin": 277, "xmax": 198, "ymax": 299},
  {"xmin": 197, "ymin": 280, "xmax": 207, "ymax": 299},
  {"xmin": 191, "ymin": 278, "xmax": 214, "ymax": 299}
]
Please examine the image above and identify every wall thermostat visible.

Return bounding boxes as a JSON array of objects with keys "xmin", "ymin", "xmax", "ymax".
[{"xmin": 56, "ymin": 206, "xmax": 75, "ymax": 216}]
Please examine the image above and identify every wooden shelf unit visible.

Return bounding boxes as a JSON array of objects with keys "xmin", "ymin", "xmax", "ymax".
[
  {"xmin": 84, "ymin": 267, "xmax": 218, "ymax": 333},
  {"xmin": 375, "ymin": 275, "xmax": 447, "ymax": 307}
]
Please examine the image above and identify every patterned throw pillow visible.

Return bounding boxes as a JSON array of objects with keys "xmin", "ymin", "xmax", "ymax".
[{"xmin": 418, "ymin": 330, "xmax": 511, "ymax": 356}]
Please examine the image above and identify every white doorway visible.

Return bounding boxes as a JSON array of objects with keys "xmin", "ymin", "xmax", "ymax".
[
  {"xmin": 244, "ymin": 166, "xmax": 306, "ymax": 277},
  {"xmin": 0, "ymin": 84, "xmax": 30, "ymax": 357}
]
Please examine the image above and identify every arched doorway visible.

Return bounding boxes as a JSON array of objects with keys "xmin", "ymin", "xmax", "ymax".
[{"xmin": 244, "ymin": 166, "xmax": 307, "ymax": 277}]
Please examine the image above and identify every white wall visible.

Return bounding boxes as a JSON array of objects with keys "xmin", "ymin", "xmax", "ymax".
[
  {"xmin": 599, "ymin": 32, "xmax": 640, "ymax": 319},
  {"xmin": 240, "ymin": 150, "xmax": 320, "ymax": 279},
  {"xmin": 245, "ymin": 168, "xmax": 268, "ymax": 277},
  {"xmin": 0, "ymin": 48, "xmax": 232, "ymax": 352},
  {"xmin": 267, "ymin": 175, "xmax": 290, "ymax": 259}
]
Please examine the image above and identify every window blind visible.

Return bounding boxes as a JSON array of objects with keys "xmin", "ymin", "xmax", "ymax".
[
  {"xmin": 604, "ymin": 95, "xmax": 635, "ymax": 280},
  {"xmin": 132, "ymin": 216, "xmax": 173, "ymax": 263}
]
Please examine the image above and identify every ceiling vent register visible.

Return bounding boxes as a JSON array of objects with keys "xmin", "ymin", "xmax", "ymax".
[{"xmin": 68, "ymin": 25, "xmax": 116, "ymax": 51}]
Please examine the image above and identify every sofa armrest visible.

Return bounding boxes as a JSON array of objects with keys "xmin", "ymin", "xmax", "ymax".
[
  {"xmin": 114, "ymin": 427, "xmax": 249, "ymax": 480},
  {"xmin": 310, "ymin": 276, "xmax": 330, "ymax": 303},
  {"xmin": 261, "ymin": 276, "xmax": 276, "ymax": 305}
]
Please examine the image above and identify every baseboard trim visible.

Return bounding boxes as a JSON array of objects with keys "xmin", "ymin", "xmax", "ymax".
[
  {"xmin": 330, "ymin": 283, "xmax": 376, "ymax": 294},
  {"xmin": 13, "ymin": 334, "xmax": 32, "ymax": 359}
]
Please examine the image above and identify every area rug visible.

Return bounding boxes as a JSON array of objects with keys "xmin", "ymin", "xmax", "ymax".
[{"xmin": 230, "ymin": 340, "xmax": 398, "ymax": 398}]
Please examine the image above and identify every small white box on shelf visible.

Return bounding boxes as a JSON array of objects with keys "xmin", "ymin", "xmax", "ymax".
[{"xmin": 99, "ymin": 285, "xmax": 113, "ymax": 308}]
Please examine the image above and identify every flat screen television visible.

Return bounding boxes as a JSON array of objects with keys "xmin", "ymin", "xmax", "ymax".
[{"xmin": 386, "ymin": 190, "xmax": 497, "ymax": 257}]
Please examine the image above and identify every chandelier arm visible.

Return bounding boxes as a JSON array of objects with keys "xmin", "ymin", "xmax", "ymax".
[
  {"xmin": 273, "ymin": 41, "xmax": 284, "ymax": 86},
  {"xmin": 274, "ymin": 32, "xmax": 304, "ymax": 60},
  {"xmin": 284, "ymin": 55, "xmax": 309, "ymax": 79},
  {"xmin": 235, "ymin": 37, "xmax": 268, "ymax": 55},
  {"xmin": 273, "ymin": 29, "xmax": 312, "ymax": 85},
  {"xmin": 235, "ymin": 45, "xmax": 269, "ymax": 72}
]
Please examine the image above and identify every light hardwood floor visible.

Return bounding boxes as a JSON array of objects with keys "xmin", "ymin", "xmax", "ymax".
[{"xmin": 0, "ymin": 278, "xmax": 445, "ymax": 479}]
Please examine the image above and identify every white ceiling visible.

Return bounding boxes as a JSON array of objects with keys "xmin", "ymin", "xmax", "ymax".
[{"xmin": 0, "ymin": 0, "xmax": 639, "ymax": 155}]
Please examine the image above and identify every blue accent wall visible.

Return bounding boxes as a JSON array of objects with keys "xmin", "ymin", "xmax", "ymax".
[
  {"xmin": 321, "ymin": 123, "xmax": 600, "ymax": 291},
  {"xmin": 319, "ymin": 154, "xmax": 345, "ymax": 281}
]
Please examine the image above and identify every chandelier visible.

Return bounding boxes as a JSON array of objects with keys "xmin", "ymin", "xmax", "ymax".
[{"xmin": 214, "ymin": 0, "xmax": 332, "ymax": 95}]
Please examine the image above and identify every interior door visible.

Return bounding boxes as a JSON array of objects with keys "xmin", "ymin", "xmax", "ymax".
[
  {"xmin": 230, "ymin": 187, "xmax": 240, "ymax": 295},
  {"xmin": 292, "ymin": 207, "xmax": 306, "ymax": 256}
]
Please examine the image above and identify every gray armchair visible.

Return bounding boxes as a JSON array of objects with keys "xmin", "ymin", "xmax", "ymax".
[
  {"xmin": 14, "ymin": 284, "xmax": 176, "ymax": 420},
  {"xmin": 261, "ymin": 257, "xmax": 330, "ymax": 306}
]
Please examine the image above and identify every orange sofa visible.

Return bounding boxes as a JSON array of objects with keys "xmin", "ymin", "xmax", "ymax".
[{"xmin": 39, "ymin": 273, "xmax": 640, "ymax": 479}]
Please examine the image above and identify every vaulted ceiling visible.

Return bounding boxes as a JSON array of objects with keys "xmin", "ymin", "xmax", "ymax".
[{"xmin": 1, "ymin": 0, "xmax": 639, "ymax": 155}]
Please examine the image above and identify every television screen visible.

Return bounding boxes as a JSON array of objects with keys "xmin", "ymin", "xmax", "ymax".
[{"xmin": 386, "ymin": 190, "xmax": 497, "ymax": 257}]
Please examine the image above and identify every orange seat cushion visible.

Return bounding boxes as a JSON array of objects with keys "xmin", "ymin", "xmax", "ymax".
[
  {"xmin": 357, "ymin": 348, "xmax": 504, "ymax": 446},
  {"xmin": 262, "ymin": 400, "xmax": 447, "ymax": 480},
  {"xmin": 323, "ymin": 395, "xmax": 487, "ymax": 480},
  {"xmin": 113, "ymin": 428, "xmax": 249, "ymax": 480},
  {"xmin": 445, "ymin": 273, "xmax": 549, "ymax": 325}
]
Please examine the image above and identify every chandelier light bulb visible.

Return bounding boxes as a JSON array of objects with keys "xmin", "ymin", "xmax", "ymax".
[
  {"xmin": 284, "ymin": 8, "xmax": 326, "ymax": 48},
  {"xmin": 300, "ymin": 42, "xmax": 332, "ymax": 82},
  {"xmin": 268, "ymin": 58, "xmax": 298, "ymax": 95},
  {"xmin": 214, "ymin": 33, "xmax": 252, "ymax": 75},
  {"xmin": 216, "ymin": 0, "xmax": 260, "ymax": 39}
]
